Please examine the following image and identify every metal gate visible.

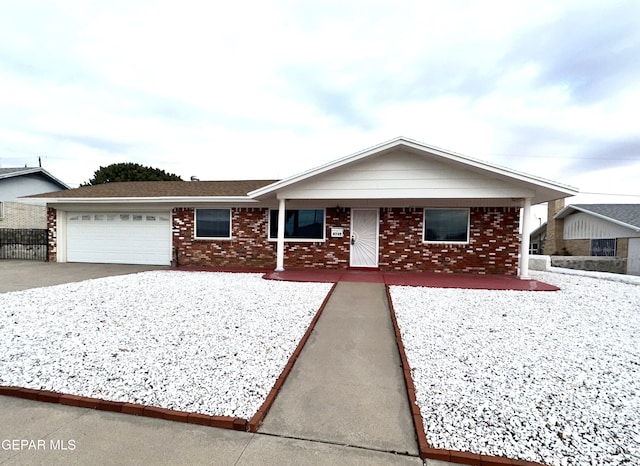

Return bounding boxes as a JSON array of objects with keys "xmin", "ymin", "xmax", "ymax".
[
  {"xmin": 591, "ymin": 238, "xmax": 616, "ymax": 256},
  {"xmin": 0, "ymin": 229, "xmax": 48, "ymax": 261}
]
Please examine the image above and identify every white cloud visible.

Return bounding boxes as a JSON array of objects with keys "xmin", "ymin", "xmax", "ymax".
[{"xmin": 0, "ymin": 0, "xmax": 638, "ymax": 201}]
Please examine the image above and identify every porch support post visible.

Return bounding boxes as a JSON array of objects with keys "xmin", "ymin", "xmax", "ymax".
[
  {"xmin": 275, "ymin": 197, "xmax": 286, "ymax": 271},
  {"xmin": 519, "ymin": 197, "xmax": 532, "ymax": 279}
]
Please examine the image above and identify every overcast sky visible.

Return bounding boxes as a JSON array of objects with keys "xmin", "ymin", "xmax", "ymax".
[{"xmin": 1, "ymin": 0, "xmax": 639, "ymax": 215}]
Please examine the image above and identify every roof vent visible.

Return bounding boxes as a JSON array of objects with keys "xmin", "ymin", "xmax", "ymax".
[{"xmin": 190, "ymin": 176, "xmax": 200, "ymax": 181}]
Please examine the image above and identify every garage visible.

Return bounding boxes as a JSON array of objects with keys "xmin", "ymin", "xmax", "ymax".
[{"xmin": 66, "ymin": 212, "xmax": 171, "ymax": 265}]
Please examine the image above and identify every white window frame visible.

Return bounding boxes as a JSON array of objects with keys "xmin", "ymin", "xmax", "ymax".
[
  {"xmin": 194, "ymin": 208, "xmax": 233, "ymax": 240},
  {"xmin": 423, "ymin": 208, "xmax": 470, "ymax": 245},
  {"xmin": 268, "ymin": 208, "xmax": 326, "ymax": 242}
]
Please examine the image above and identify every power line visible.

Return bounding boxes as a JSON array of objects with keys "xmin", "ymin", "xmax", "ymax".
[{"xmin": 578, "ymin": 191, "xmax": 640, "ymax": 197}]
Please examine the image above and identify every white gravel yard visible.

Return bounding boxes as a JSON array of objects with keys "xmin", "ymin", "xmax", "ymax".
[
  {"xmin": 0, "ymin": 271, "xmax": 332, "ymax": 420},
  {"xmin": 390, "ymin": 272, "xmax": 640, "ymax": 466}
]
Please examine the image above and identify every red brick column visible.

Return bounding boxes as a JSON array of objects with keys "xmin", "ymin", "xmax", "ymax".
[{"xmin": 47, "ymin": 207, "xmax": 57, "ymax": 262}]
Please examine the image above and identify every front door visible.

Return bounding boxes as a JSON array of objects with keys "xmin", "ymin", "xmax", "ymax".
[{"xmin": 350, "ymin": 209, "xmax": 379, "ymax": 267}]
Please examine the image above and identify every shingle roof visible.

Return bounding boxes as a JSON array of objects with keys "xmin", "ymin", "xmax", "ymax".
[
  {"xmin": 28, "ymin": 180, "xmax": 279, "ymax": 198},
  {"xmin": 0, "ymin": 167, "xmax": 32, "ymax": 176},
  {"xmin": 0, "ymin": 167, "xmax": 70, "ymax": 189},
  {"xmin": 562, "ymin": 204, "xmax": 640, "ymax": 230}
]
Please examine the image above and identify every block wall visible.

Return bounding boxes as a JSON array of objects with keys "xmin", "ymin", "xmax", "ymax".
[{"xmin": 0, "ymin": 202, "xmax": 47, "ymax": 229}]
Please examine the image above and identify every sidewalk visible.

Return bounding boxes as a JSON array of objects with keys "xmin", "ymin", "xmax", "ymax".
[
  {"xmin": 0, "ymin": 395, "xmax": 426, "ymax": 465},
  {"xmin": 259, "ymin": 282, "xmax": 419, "ymax": 455}
]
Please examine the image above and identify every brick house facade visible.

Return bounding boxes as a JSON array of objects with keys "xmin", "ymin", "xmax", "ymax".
[
  {"xmin": 34, "ymin": 138, "xmax": 577, "ymax": 276},
  {"xmin": 167, "ymin": 206, "xmax": 520, "ymax": 274}
]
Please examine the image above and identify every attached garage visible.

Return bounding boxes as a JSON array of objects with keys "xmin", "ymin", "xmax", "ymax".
[{"xmin": 66, "ymin": 212, "xmax": 171, "ymax": 265}]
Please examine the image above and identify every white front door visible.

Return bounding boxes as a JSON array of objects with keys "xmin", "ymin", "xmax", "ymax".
[{"xmin": 350, "ymin": 209, "xmax": 379, "ymax": 267}]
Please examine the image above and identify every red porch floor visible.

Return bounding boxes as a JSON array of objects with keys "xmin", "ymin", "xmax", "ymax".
[
  {"xmin": 263, "ymin": 269, "xmax": 559, "ymax": 291},
  {"xmin": 175, "ymin": 266, "xmax": 558, "ymax": 291}
]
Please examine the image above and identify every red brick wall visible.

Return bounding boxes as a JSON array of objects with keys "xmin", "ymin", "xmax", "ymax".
[
  {"xmin": 378, "ymin": 207, "xmax": 520, "ymax": 275},
  {"xmin": 173, "ymin": 207, "xmax": 276, "ymax": 268},
  {"xmin": 172, "ymin": 206, "xmax": 520, "ymax": 275},
  {"xmin": 47, "ymin": 207, "xmax": 57, "ymax": 262},
  {"xmin": 282, "ymin": 208, "xmax": 351, "ymax": 269}
]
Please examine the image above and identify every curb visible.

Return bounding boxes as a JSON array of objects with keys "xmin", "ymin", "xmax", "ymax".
[
  {"xmin": 0, "ymin": 283, "xmax": 337, "ymax": 436},
  {"xmin": 247, "ymin": 282, "xmax": 337, "ymax": 432},
  {"xmin": 384, "ymin": 286, "xmax": 545, "ymax": 466}
]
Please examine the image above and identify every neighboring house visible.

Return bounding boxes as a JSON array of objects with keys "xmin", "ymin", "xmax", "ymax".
[
  {"xmin": 0, "ymin": 167, "xmax": 69, "ymax": 229},
  {"xmin": 30, "ymin": 137, "xmax": 578, "ymax": 277},
  {"xmin": 529, "ymin": 222, "xmax": 547, "ymax": 255},
  {"xmin": 546, "ymin": 202, "xmax": 640, "ymax": 275}
]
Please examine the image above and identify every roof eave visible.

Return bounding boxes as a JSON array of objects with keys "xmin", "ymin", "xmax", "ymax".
[
  {"xmin": 37, "ymin": 196, "xmax": 260, "ymax": 204},
  {"xmin": 248, "ymin": 136, "xmax": 579, "ymax": 200},
  {"xmin": 0, "ymin": 167, "xmax": 70, "ymax": 189},
  {"xmin": 555, "ymin": 205, "xmax": 640, "ymax": 232}
]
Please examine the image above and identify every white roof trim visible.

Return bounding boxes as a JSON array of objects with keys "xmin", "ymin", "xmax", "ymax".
[
  {"xmin": 0, "ymin": 167, "xmax": 70, "ymax": 189},
  {"xmin": 36, "ymin": 196, "xmax": 259, "ymax": 204},
  {"xmin": 248, "ymin": 136, "xmax": 578, "ymax": 199},
  {"xmin": 554, "ymin": 205, "xmax": 640, "ymax": 232}
]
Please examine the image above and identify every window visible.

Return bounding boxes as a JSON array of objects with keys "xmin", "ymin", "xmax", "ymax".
[
  {"xmin": 196, "ymin": 209, "xmax": 231, "ymax": 239},
  {"xmin": 269, "ymin": 209, "xmax": 325, "ymax": 240},
  {"xmin": 591, "ymin": 239, "xmax": 616, "ymax": 256},
  {"xmin": 423, "ymin": 209, "xmax": 469, "ymax": 243},
  {"xmin": 0, "ymin": 201, "xmax": 4, "ymax": 219}
]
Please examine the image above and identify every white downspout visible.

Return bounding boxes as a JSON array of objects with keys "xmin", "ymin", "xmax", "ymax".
[
  {"xmin": 519, "ymin": 197, "xmax": 532, "ymax": 279},
  {"xmin": 275, "ymin": 198, "xmax": 286, "ymax": 271}
]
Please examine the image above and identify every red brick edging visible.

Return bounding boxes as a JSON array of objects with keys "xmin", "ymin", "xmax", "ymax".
[
  {"xmin": 384, "ymin": 286, "xmax": 545, "ymax": 466},
  {"xmin": 0, "ymin": 283, "xmax": 337, "ymax": 435}
]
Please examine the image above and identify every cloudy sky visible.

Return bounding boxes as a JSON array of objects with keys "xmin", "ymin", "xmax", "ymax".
[{"xmin": 1, "ymin": 0, "xmax": 639, "ymax": 214}]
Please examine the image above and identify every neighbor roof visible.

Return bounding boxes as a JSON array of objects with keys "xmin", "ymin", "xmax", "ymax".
[
  {"xmin": 0, "ymin": 167, "xmax": 70, "ymax": 189},
  {"xmin": 555, "ymin": 204, "xmax": 640, "ymax": 232},
  {"xmin": 28, "ymin": 180, "xmax": 278, "ymax": 199}
]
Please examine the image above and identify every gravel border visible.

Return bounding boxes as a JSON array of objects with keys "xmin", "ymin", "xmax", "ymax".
[
  {"xmin": 0, "ymin": 271, "xmax": 333, "ymax": 420},
  {"xmin": 390, "ymin": 271, "xmax": 640, "ymax": 466}
]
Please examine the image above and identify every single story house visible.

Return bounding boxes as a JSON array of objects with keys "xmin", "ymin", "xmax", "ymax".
[
  {"xmin": 547, "ymin": 202, "xmax": 640, "ymax": 275},
  {"xmin": 529, "ymin": 222, "xmax": 547, "ymax": 255},
  {"xmin": 30, "ymin": 137, "xmax": 578, "ymax": 277},
  {"xmin": 1, "ymin": 167, "xmax": 69, "ymax": 229}
]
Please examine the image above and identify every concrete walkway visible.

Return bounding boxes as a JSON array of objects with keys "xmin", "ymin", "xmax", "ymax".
[
  {"xmin": 0, "ymin": 263, "xmax": 455, "ymax": 465},
  {"xmin": 259, "ymin": 282, "xmax": 418, "ymax": 455}
]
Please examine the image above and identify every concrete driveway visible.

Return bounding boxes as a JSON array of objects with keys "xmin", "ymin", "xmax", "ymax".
[{"xmin": 0, "ymin": 260, "xmax": 167, "ymax": 293}]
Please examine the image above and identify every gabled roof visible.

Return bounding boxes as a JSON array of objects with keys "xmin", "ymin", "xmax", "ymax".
[
  {"xmin": 555, "ymin": 204, "xmax": 640, "ymax": 232},
  {"xmin": 249, "ymin": 136, "xmax": 578, "ymax": 204},
  {"xmin": 0, "ymin": 167, "xmax": 70, "ymax": 190},
  {"xmin": 28, "ymin": 180, "xmax": 278, "ymax": 202},
  {"xmin": 530, "ymin": 222, "xmax": 548, "ymax": 238}
]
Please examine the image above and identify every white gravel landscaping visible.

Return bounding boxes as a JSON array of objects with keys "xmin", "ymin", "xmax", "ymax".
[
  {"xmin": 0, "ymin": 271, "xmax": 332, "ymax": 420},
  {"xmin": 390, "ymin": 272, "xmax": 640, "ymax": 466}
]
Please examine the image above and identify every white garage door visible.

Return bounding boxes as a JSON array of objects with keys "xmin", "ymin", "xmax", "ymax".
[{"xmin": 67, "ymin": 213, "xmax": 171, "ymax": 265}]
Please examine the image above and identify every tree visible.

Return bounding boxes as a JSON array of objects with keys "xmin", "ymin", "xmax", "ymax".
[{"xmin": 83, "ymin": 162, "xmax": 183, "ymax": 185}]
